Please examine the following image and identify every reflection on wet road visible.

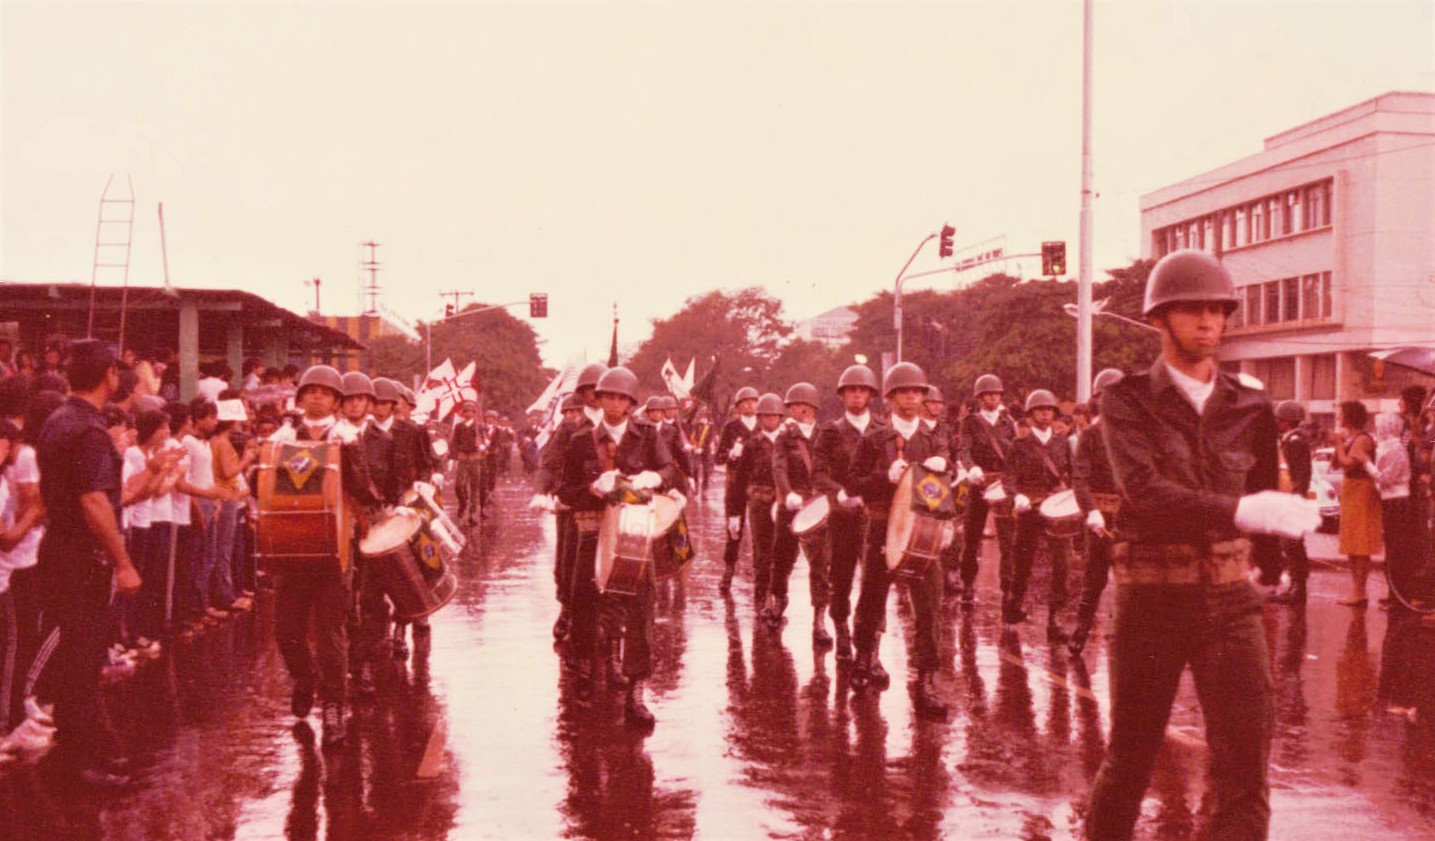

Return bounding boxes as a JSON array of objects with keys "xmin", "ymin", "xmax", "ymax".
[{"xmin": 3, "ymin": 479, "xmax": 1434, "ymax": 840}]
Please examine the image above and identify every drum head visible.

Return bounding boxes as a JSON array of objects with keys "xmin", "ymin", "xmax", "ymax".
[
  {"xmin": 983, "ymin": 479, "xmax": 1007, "ymax": 502},
  {"xmin": 885, "ymin": 468, "xmax": 915, "ymax": 571},
  {"xmin": 359, "ymin": 509, "xmax": 423, "ymax": 556},
  {"xmin": 1039, "ymin": 489, "xmax": 1080, "ymax": 519},
  {"xmin": 651, "ymin": 494, "xmax": 683, "ymax": 533},
  {"xmin": 793, "ymin": 495, "xmax": 831, "ymax": 536}
]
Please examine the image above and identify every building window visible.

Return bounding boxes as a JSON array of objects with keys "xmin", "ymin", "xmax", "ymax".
[
  {"xmin": 1203, "ymin": 216, "xmax": 1215, "ymax": 252},
  {"xmin": 1234, "ymin": 208, "xmax": 1247, "ymax": 247},
  {"xmin": 1246, "ymin": 285, "xmax": 1262, "ymax": 326},
  {"xmin": 1230, "ymin": 291, "xmax": 1245, "ymax": 329},
  {"xmin": 1282, "ymin": 277, "xmax": 1300, "ymax": 321},
  {"xmin": 1264, "ymin": 281, "xmax": 1280, "ymax": 325},
  {"xmin": 1321, "ymin": 271, "xmax": 1332, "ymax": 318},
  {"xmin": 1308, "ymin": 353, "xmax": 1337, "ymax": 400},
  {"xmin": 1306, "ymin": 180, "xmax": 1331, "ymax": 228},
  {"xmin": 1251, "ymin": 202, "xmax": 1265, "ymax": 242},
  {"xmin": 1302, "ymin": 274, "xmax": 1321, "ymax": 320},
  {"xmin": 1254, "ymin": 357, "xmax": 1296, "ymax": 400}
]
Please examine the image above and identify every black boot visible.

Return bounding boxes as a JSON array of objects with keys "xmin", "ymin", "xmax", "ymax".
[
  {"xmin": 719, "ymin": 564, "xmax": 735, "ymax": 594},
  {"xmin": 607, "ymin": 639, "xmax": 628, "ymax": 689},
  {"xmin": 624, "ymin": 682, "xmax": 655, "ymax": 730},
  {"xmin": 552, "ymin": 607, "xmax": 570, "ymax": 642},
  {"xmin": 574, "ymin": 657, "xmax": 595, "ymax": 702},
  {"xmin": 913, "ymin": 670, "xmax": 948, "ymax": 719},
  {"xmin": 291, "ymin": 677, "xmax": 315, "ymax": 718},
  {"xmin": 868, "ymin": 656, "xmax": 891, "ymax": 691},
  {"xmin": 812, "ymin": 608, "xmax": 833, "ymax": 648},
  {"xmin": 1002, "ymin": 597, "xmax": 1028, "ymax": 626},
  {"xmin": 1046, "ymin": 611, "xmax": 1068, "ymax": 643},
  {"xmin": 850, "ymin": 650, "xmax": 872, "ymax": 690},
  {"xmin": 834, "ymin": 622, "xmax": 852, "ymax": 661},
  {"xmin": 960, "ymin": 583, "xmax": 975, "ymax": 610},
  {"xmin": 1067, "ymin": 621, "xmax": 1091, "ymax": 656},
  {"xmin": 321, "ymin": 702, "xmax": 346, "ymax": 747}
]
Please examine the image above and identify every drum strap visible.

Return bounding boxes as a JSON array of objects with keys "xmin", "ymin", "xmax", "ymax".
[
  {"xmin": 1034, "ymin": 441, "xmax": 1068, "ymax": 489},
  {"xmin": 592, "ymin": 429, "xmax": 618, "ymax": 472},
  {"xmin": 981, "ymin": 421, "xmax": 1007, "ymax": 465},
  {"xmin": 796, "ymin": 435, "xmax": 814, "ymax": 481}
]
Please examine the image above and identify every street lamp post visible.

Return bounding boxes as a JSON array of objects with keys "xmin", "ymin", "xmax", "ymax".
[
  {"xmin": 1062, "ymin": 301, "xmax": 1158, "ymax": 333},
  {"xmin": 894, "ymin": 233, "xmax": 938, "ymax": 362}
]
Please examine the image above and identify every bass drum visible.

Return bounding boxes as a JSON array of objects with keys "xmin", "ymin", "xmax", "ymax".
[
  {"xmin": 650, "ymin": 494, "xmax": 694, "ymax": 579},
  {"xmin": 360, "ymin": 508, "xmax": 458, "ymax": 620},
  {"xmin": 255, "ymin": 440, "xmax": 348, "ymax": 575},
  {"xmin": 885, "ymin": 467, "xmax": 956, "ymax": 583},
  {"xmin": 598, "ymin": 502, "xmax": 656, "ymax": 596}
]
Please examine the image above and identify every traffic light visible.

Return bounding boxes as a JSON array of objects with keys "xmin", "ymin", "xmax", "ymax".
[
  {"xmin": 938, "ymin": 224, "xmax": 955, "ymax": 259},
  {"xmin": 529, "ymin": 293, "xmax": 548, "ymax": 318},
  {"xmin": 1042, "ymin": 241, "xmax": 1067, "ymax": 276},
  {"xmin": 444, "ymin": 304, "xmax": 455, "ymax": 318}
]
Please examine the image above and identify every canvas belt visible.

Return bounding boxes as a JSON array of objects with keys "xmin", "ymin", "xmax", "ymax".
[
  {"xmin": 1111, "ymin": 538, "xmax": 1252, "ymax": 586},
  {"xmin": 457, "ymin": 452, "xmax": 483, "ymax": 461}
]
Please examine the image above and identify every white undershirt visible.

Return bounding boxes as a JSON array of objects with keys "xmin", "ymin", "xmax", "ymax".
[
  {"xmin": 373, "ymin": 415, "xmax": 395, "ymax": 433},
  {"xmin": 761, "ymin": 428, "xmax": 779, "ymax": 444},
  {"xmin": 1165, "ymin": 360, "xmax": 1216, "ymax": 414},
  {"xmin": 891, "ymin": 414, "xmax": 920, "ymax": 441},
  {"xmin": 845, "ymin": 412, "xmax": 870, "ymax": 434},
  {"xmin": 740, "ymin": 415, "xmax": 757, "ymax": 432},
  {"xmin": 1031, "ymin": 426, "xmax": 1053, "ymax": 445},
  {"xmin": 922, "ymin": 418, "xmax": 936, "ymax": 431},
  {"xmin": 979, "ymin": 409, "xmax": 1001, "ymax": 427},
  {"xmin": 602, "ymin": 419, "xmax": 628, "ymax": 447},
  {"xmin": 796, "ymin": 421, "xmax": 815, "ymax": 439},
  {"xmin": 584, "ymin": 406, "xmax": 603, "ymax": 426}
]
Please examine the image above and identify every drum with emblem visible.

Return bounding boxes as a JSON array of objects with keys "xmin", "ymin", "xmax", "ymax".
[
  {"xmin": 650, "ymin": 494, "xmax": 695, "ymax": 579},
  {"xmin": 359, "ymin": 507, "xmax": 459, "ymax": 620},
  {"xmin": 598, "ymin": 501, "xmax": 658, "ymax": 595},
  {"xmin": 885, "ymin": 466, "xmax": 958, "ymax": 583},
  {"xmin": 255, "ymin": 440, "xmax": 348, "ymax": 574}
]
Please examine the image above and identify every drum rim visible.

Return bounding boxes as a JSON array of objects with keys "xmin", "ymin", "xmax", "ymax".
[
  {"xmin": 359, "ymin": 508, "xmax": 424, "ymax": 555},
  {"xmin": 792, "ymin": 495, "xmax": 830, "ymax": 534}
]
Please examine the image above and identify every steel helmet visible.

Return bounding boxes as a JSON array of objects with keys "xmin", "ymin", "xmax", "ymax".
[
  {"xmin": 924, "ymin": 386, "xmax": 945, "ymax": 404},
  {"xmin": 1143, "ymin": 249, "xmax": 1238, "ymax": 317},
  {"xmin": 561, "ymin": 393, "xmax": 583, "ymax": 412},
  {"xmin": 1025, "ymin": 389, "xmax": 1060, "ymax": 414},
  {"xmin": 399, "ymin": 385, "xmax": 417, "ymax": 406},
  {"xmin": 883, "ymin": 362, "xmax": 929, "ymax": 398},
  {"xmin": 733, "ymin": 386, "xmax": 759, "ymax": 406},
  {"xmin": 594, "ymin": 367, "xmax": 639, "ymax": 403},
  {"xmin": 297, "ymin": 365, "xmax": 344, "ymax": 398},
  {"xmin": 784, "ymin": 382, "xmax": 820, "ymax": 408},
  {"xmin": 659, "ymin": 395, "xmax": 678, "ymax": 411},
  {"xmin": 755, "ymin": 392, "xmax": 786, "ymax": 416},
  {"xmin": 1091, "ymin": 368, "xmax": 1125, "ymax": 396},
  {"xmin": 1274, "ymin": 400, "xmax": 1307, "ymax": 425},
  {"xmin": 576, "ymin": 363, "xmax": 608, "ymax": 392},
  {"xmin": 341, "ymin": 371, "xmax": 376, "ymax": 399},
  {"xmin": 372, "ymin": 377, "xmax": 403, "ymax": 404},
  {"xmin": 644, "ymin": 395, "xmax": 664, "ymax": 413},
  {"xmin": 836, "ymin": 364, "xmax": 879, "ymax": 394},
  {"xmin": 973, "ymin": 373, "xmax": 1004, "ymax": 397}
]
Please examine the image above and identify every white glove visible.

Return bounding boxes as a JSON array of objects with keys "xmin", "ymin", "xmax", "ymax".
[
  {"xmin": 922, "ymin": 456, "xmax": 947, "ymax": 473},
  {"xmin": 785, "ymin": 492, "xmax": 804, "ymax": 512},
  {"xmin": 590, "ymin": 469, "xmax": 620, "ymax": 496},
  {"xmin": 954, "ymin": 466, "xmax": 969, "ymax": 484},
  {"xmin": 1086, "ymin": 509, "xmax": 1106, "ymax": 533},
  {"xmin": 630, "ymin": 470, "xmax": 662, "ymax": 491},
  {"xmin": 1234, "ymin": 490, "xmax": 1322, "ymax": 540},
  {"xmin": 529, "ymin": 494, "xmax": 548, "ymax": 511},
  {"xmin": 837, "ymin": 488, "xmax": 865, "ymax": 510},
  {"xmin": 667, "ymin": 489, "xmax": 688, "ymax": 510},
  {"xmin": 729, "ymin": 442, "xmax": 744, "ymax": 461},
  {"xmin": 332, "ymin": 424, "xmax": 359, "ymax": 445},
  {"xmin": 967, "ymin": 465, "xmax": 985, "ymax": 485},
  {"xmin": 888, "ymin": 459, "xmax": 910, "ymax": 484},
  {"xmin": 430, "ymin": 472, "xmax": 445, "ymax": 491},
  {"xmin": 727, "ymin": 516, "xmax": 742, "ymax": 540},
  {"xmin": 1013, "ymin": 494, "xmax": 1032, "ymax": 514}
]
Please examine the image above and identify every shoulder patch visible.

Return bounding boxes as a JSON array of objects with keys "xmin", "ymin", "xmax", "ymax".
[{"xmin": 1236, "ymin": 373, "xmax": 1266, "ymax": 391}]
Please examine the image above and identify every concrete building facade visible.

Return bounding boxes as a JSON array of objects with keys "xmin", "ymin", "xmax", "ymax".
[{"xmin": 1140, "ymin": 91, "xmax": 1435, "ymax": 423}]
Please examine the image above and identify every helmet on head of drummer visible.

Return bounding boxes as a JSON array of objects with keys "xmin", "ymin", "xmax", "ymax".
[
  {"xmin": 297, "ymin": 364, "xmax": 345, "ymax": 399},
  {"xmin": 576, "ymin": 363, "xmax": 608, "ymax": 393},
  {"xmin": 733, "ymin": 386, "xmax": 759, "ymax": 406},
  {"xmin": 1142, "ymin": 249, "xmax": 1238, "ymax": 319},
  {"xmin": 973, "ymin": 373, "xmax": 1004, "ymax": 397},
  {"xmin": 561, "ymin": 393, "xmax": 583, "ymax": 412},
  {"xmin": 755, "ymin": 392, "xmax": 785, "ymax": 417},
  {"xmin": 882, "ymin": 362, "xmax": 929, "ymax": 398},
  {"xmin": 1025, "ymin": 389, "xmax": 1060, "ymax": 414},
  {"xmin": 784, "ymin": 382, "xmax": 820, "ymax": 409},
  {"xmin": 1092, "ymin": 368, "xmax": 1124, "ymax": 397},
  {"xmin": 925, "ymin": 386, "xmax": 945, "ymax": 405},
  {"xmin": 1275, "ymin": 400, "xmax": 1306, "ymax": 426},
  {"xmin": 836, "ymin": 364, "xmax": 879, "ymax": 395},
  {"xmin": 594, "ymin": 366, "xmax": 639, "ymax": 405},
  {"xmin": 399, "ymin": 385, "xmax": 417, "ymax": 406},
  {"xmin": 659, "ymin": 395, "xmax": 679, "ymax": 412},
  {"xmin": 341, "ymin": 371, "xmax": 375, "ymax": 400},
  {"xmin": 372, "ymin": 377, "xmax": 403, "ymax": 405},
  {"xmin": 644, "ymin": 395, "xmax": 664, "ymax": 417}
]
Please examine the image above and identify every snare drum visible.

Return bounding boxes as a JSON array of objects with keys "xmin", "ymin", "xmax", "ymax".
[
  {"xmin": 360, "ymin": 508, "xmax": 458, "ymax": 620},
  {"xmin": 885, "ymin": 468, "xmax": 957, "ymax": 582},
  {"xmin": 1039, "ymin": 489, "xmax": 1082, "ymax": 539},
  {"xmin": 982, "ymin": 478, "xmax": 1014, "ymax": 516},
  {"xmin": 651, "ymin": 494, "xmax": 695, "ymax": 579},
  {"xmin": 791, "ymin": 495, "xmax": 831, "ymax": 558},
  {"xmin": 255, "ymin": 440, "xmax": 349, "ymax": 574},
  {"xmin": 598, "ymin": 502, "xmax": 657, "ymax": 595}
]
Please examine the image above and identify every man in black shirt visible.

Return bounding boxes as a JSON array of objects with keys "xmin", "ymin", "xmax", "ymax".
[
  {"xmin": 450, "ymin": 401, "xmax": 485, "ymax": 524},
  {"xmin": 35, "ymin": 339, "xmax": 141, "ymax": 786},
  {"xmin": 1067, "ymin": 368, "xmax": 1124, "ymax": 654},
  {"xmin": 957, "ymin": 374, "xmax": 1017, "ymax": 608},
  {"xmin": 1006, "ymin": 388, "xmax": 1074, "ymax": 638},
  {"xmin": 1269, "ymin": 400, "xmax": 1313, "ymax": 606},
  {"xmin": 716, "ymin": 386, "xmax": 759, "ymax": 592}
]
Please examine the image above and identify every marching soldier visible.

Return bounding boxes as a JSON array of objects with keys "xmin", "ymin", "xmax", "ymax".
[
  {"xmin": 730, "ymin": 394, "xmax": 786, "ymax": 616},
  {"xmin": 1269, "ymin": 400, "xmax": 1313, "ymax": 606},
  {"xmin": 844, "ymin": 362, "xmax": 948, "ymax": 718},
  {"xmin": 685, "ymin": 406, "xmax": 716, "ymax": 494},
  {"xmin": 658, "ymin": 396, "xmax": 695, "ymax": 491},
  {"xmin": 373, "ymin": 377, "xmax": 440, "ymax": 660},
  {"xmin": 812, "ymin": 364, "xmax": 883, "ymax": 661},
  {"xmin": 1006, "ymin": 388, "xmax": 1073, "ymax": 639},
  {"xmin": 537, "ymin": 363, "xmax": 606, "ymax": 645},
  {"xmin": 557, "ymin": 366, "xmax": 677, "ymax": 729},
  {"xmin": 717, "ymin": 386, "xmax": 760, "ymax": 592},
  {"xmin": 270, "ymin": 365, "xmax": 384, "ymax": 747},
  {"xmin": 481, "ymin": 409, "xmax": 504, "ymax": 509},
  {"xmin": 450, "ymin": 401, "xmax": 485, "ymax": 525},
  {"xmin": 958, "ymin": 374, "xmax": 1017, "ymax": 608},
  {"xmin": 770, "ymin": 383, "xmax": 824, "ymax": 641},
  {"xmin": 921, "ymin": 386, "xmax": 963, "ymax": 594},
  {"xmin": 1067, "ymin": 368, "xmax": 1125, "ymax": 655},
  {"xmin": 338, "ymin": 371, "xmax": 396, "ymax": 697},
  {"xmin": 1086, "ymin": 250, "xmax": 1320, "ymax": 840}
]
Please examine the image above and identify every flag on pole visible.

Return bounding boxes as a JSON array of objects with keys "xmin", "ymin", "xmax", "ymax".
[
  {"xmin": 607, "ymin": 303, "xmax": 620, "ymax": 367},
  {"xmin": 661, "ymin": 357, "xmax": 689, "ymax": 398},
  {"xmin": 417, "ymin": 358, "xmax": 480, "ymax": 421},
  {"xmin": 529, "ymin": 360, "xmax": 582, "ymax": 450},
  {"xmin": 683, "ymin": 358, "xmax": 695, "ymax": 391}
]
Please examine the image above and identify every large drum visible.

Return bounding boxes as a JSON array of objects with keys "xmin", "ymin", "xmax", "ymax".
[
  {"xmin": 651, "ymin": 495, "xmax": 694, "ymax": 579},
  {"xmin": 1039, "ymin": 489, "xmax": 1082, "ymax": 539},
  {"xmin": 792, "ymin": 495, "xmax": 831, "ymax": 559},
  {"xmin": 597, "ymin": 502, "xmax": 658, "ymax": 595},
  {"xmin": 885, "ymin": 468, "xmax": 957, "ymax": 583},
  {"xmin": 360, "ymin": 508, "xmax": 458, "ymax": 620},
  {"xmin": 255, "ymin": 440, "xmax": 349, "ymax": 574}
]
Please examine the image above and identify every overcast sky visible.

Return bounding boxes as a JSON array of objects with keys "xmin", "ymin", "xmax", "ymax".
[{"xmin": 2, "ymin": 0, "xmax": 1430, "ymax": 369}]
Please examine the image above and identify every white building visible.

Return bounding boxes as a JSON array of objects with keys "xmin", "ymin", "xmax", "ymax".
[
  {"xmin": 794, "ymin": 306, "xmax": 858, "ymax": 349},
  {"xmin": 1140, "ymin": 91, "xmax": 1435, "ymax": 423}
]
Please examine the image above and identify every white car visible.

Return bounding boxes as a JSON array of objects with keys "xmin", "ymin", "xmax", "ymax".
[{"xmin": 1311, "ymin": 447, "xmax": 1341, "ymax": 532}]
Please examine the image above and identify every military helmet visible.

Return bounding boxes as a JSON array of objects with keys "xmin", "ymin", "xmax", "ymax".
[
  {"xmin": 925, "ymin": 386, "xmax": 945, "ymax": 404},
  {"xmin": 372, "ymin": 377, "xmax": 403, "ymax": 404},
  {"xmin": 659, "ymin": 395, "xmax": 678, "ymax": 411},
  {"xmin": 340, "ymin": 371, "xmax": 375, "ymax": 399},
  {"xmin": 733, "ymin": 386, "xmax": 759, "ymax": 405},
  {"xmin": 576, "ymin": 363, "xmax": 608, "ymax": 391},
  {"xmin": 594, "ymin": 366, "xmax": 639, "ymax": 403},
  {"xmin": 399, "ymin": 385, "xmax": 417, "ymax": 406},
  {"xmin": 973, "ymin": 373, "xmax": 1004, "ymax": 397},
  {"xmin": 755, "ymin": 392, "xmax": 786, "ymax": 416},
  {"xmin": 297, "ymin": 365, "xmax": 344, "ymax": 398},
  {"xmin": 1275, "ymin": 400, "xmax": 1306, "ymax": 425},
  {"xmin": 883, "ymin": 362, "xmax": 929, "ymax": 398},
  {"xmin": 644, "ymin": 395, "xmax": 664, "ymax": 413},
  {"xmin": 836, "ymin": 364, "xmax": 879, "ymax": 394},
  {"xmin": 1143, "ymin": 249, "xmax": 1238, "ymax": 317},
  {"xmin": 1025, "ymin": 389, "xmax": 1060, "ymax": 413},
  {"xmin": 784, "ymin": 382, "xmax": 820, "ymax": 408},
  {"xmin": 1092, "ymin": 368, "xmax": 1125, "ymax": 396},
  {"xmin": 560, "ymin": 393, "xmax": 583, "ymax": 412}
]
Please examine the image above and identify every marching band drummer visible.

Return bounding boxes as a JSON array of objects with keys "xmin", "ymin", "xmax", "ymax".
[
  {"xmin": 920, "ymin": 386, "xmax": 964, "ymax": 595},
  {"xmin": 729, "ymin": 394, "xmax": 786, "ymax": 624},
  {"xmin": 843, "ymin": 362, "xmax": 948, "ymax": 719},
  {"xmin": 556, "ymin": 366, "xmax": 677, "ymax": 729},
  {"xmin": 770, "ymin": 383, "xmax": 826, "ymax": 643},
  {"xmin": 1005, "ymin": 388, "xmax": 1074, "ymax": 640},
  {"xmin": 716, "ymin": 386, "xmax": 760, "ymax": 593},
  {"xmin": 268, "ymin": 365, "xmax": 384, "ymax": 747},
  {"xmin": 812, "ymin": 364, "xmax": 884, "ymax": 662},
  {"xmin": 1067, "ymin": 368, "xmax": 1125, "ymax": 655},
  {"xmin": 957, "ymin": 374, "xmax": 1017, "ymax": 609}
]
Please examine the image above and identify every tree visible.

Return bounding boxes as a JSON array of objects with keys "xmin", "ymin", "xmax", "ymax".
[{"xmin": 764, "ymin": 339, "xmax": 848, "ymax": 416}]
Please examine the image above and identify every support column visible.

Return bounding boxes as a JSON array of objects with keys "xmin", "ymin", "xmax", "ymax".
[
  {"xmin": 227, "ymin": 320, "xmax": 244, "ymax": 389},
  {"xmin": 179, "ymin": 298, "xmax": 199, "ymax": 400},
  {"xmin": 264, "ymin": 330, "xmax": 289, "ymax": 369}
]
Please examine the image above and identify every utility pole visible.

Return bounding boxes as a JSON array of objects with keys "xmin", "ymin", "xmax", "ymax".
[
  {"xmin": 1076, "ymin": 0, "xmax": 1095, "ymax": 403},
  {"xmin": 360, "ymin": 241, "xmax": 382, "ymax": 315},
  {"xmin": 304, "ymin": 277, "xmax": 321, "ymax": 313},
  {"xmin": 439, "ymin": 289, "xmax": 474, "ymax": 313}
]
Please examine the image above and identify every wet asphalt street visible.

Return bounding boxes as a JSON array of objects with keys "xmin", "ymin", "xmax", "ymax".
[{"xmin": 2, "ymin": 476, "xmax": 1434, "ymax": 840}]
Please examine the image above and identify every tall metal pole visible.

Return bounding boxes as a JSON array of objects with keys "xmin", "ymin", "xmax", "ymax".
[
  {"xmin": 1076, "ymin": 0, "xmax": 1095, "ymax": 403},
  {"xmin": 894, "ymin": 233, "xmax": 937, "ymax": 363}
]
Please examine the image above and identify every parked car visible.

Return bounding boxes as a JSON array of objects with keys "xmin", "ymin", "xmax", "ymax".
[{"xmin": 1311, "ymin": 447, "xmax": 1342, "ymax": 533}]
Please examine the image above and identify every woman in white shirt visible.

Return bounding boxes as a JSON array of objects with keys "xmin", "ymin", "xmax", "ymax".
[{"xmin": 1357, "ymin": 413, "xmax": 1424, "ymax": 610}]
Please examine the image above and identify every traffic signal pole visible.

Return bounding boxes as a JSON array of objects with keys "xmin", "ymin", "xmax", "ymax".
[
  {"xmin": 1076, "ymin": 0, "xmax": 1095, "ymax": 403},
  {"xmin": 424, "ymin": 298, "xmax": 539, "ymax": 375},
  {"xmin": 893, "ymin": 233, "xmax": 938, "ymax": 362}
]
